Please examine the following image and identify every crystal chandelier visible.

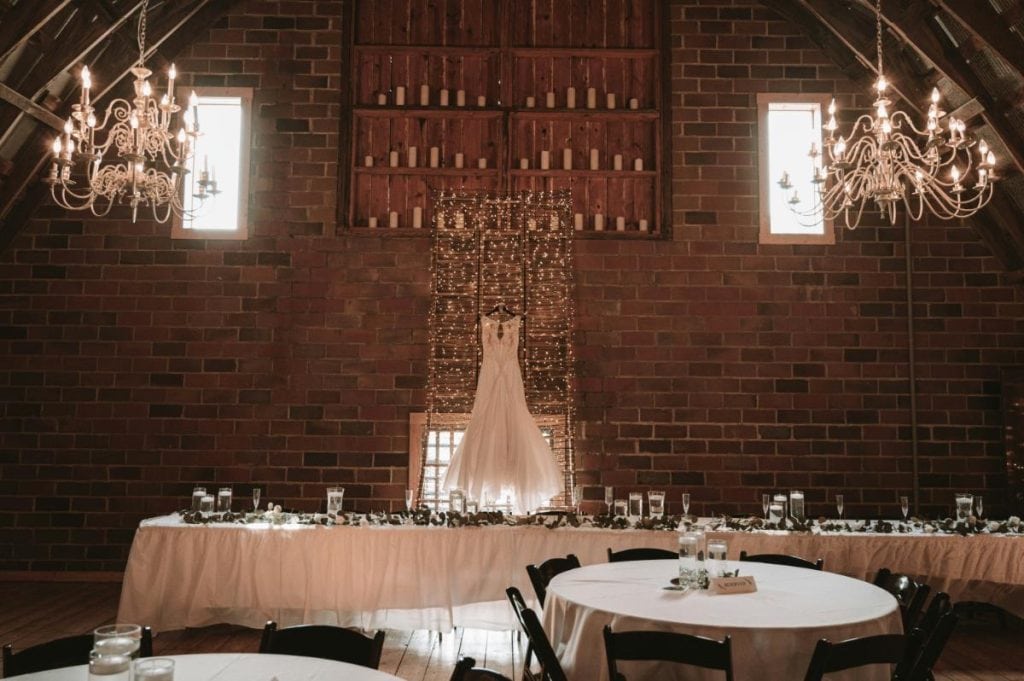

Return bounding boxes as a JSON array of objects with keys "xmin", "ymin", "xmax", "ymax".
[
  {"xmin": 780, "ymin": 0, "xmax": 997, "ymax": 229},
  {"xmin": 45, "ymin": 0, "xmax": 217, "ymax": 223}
]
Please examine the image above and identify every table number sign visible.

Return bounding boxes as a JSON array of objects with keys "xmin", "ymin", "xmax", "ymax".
[{"xmin": 709, "ymin": 575, "xmax": 757, "ymax": 595}]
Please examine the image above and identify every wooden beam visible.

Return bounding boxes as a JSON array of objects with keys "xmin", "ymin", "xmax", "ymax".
[
  {"xmin": 0, "ymin": 82, "xmax": 64, "ymax": 130},
  {"xmin": 931, "ymin": 0, "xmax": 1024, "ymax": 82},
  {"xmin": 0, "ymin": 1, "xmax": 74, "ymax": 64}
]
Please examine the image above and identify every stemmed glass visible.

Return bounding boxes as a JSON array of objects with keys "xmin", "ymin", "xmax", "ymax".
[
  {"xmin": 406, "ymin": 489, "xmax": 415, "ymax": 512},
  {"xmin": 604, "ymin": 486, "xmax": 614, "ymax": 514},
  {"xmin": 835, "ymin": 494, "xmax": 844, "ymax": 520},
  {"xmin": 761, "ymin": 493, "xmax": 769, "ymax": 520},
  {"xmin": 252, "ymin": 488, "xmax": 261, "ymax": 512},
  {"xmin": 573, "ymin": 485, "xmax": 583, "ymax": 514},
  {"xmin": 681, "ymin": 492, "xmax": 691, "ymax": 518},
  {"xmin": 976, "ymin": 495, "xmax": 984, "ymax": 519},
  {"xmin": 900, "ymin": 496, "xmax": 910, "ymax": 522}
]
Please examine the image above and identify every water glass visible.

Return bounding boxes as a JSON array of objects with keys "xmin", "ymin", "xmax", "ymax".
[
  {"xmin": 89, "ymin": 651, "xmax": 130, "ymax": 681},
  {"xmin": 648, "ymin": 490, "xmax": 665, "ymax": 519},
  {"xmin": 707, "ymin": 540, "xmax": 729, "ymax": 577},
  {"xmin": 216, "ymin": 487, "xmax": 232, "ymax": 513},
  {"xmin": 628, "ymin": 492, "xmax": 643, "ymax": 519},
  {"xmin": 613, "ymin": 498, "xmax": 628, "ymax": 518},
  {"xmin": 789, "ymin": 490, "xmax": 805, "ymax": 521},
  {"xmin": 198, "ymin": 495, "xmax": 214, "ymax": 515},
  {"xmin": 955, "ymin": 493, "xmax": 973, "ymax": 521},
  {"xmin": 93, "ymin": 624, "xmax": 142, "ymax": 659},
  {"xmin": 450, "ymin": 488, "xmax": 466, "ymax": 514},
  {"xmin": 677, "ymin": 533, "xmax": 699, "ymax": 585},
  {"xmin": 190, "ymin": 487, "xmax": 206, "ymax": 512},
  {"xmin": 134, "ymin": 659, "xmax": 175, "ymax": 681},
  {"xmin": 604, "ymin": 486, "xmax": 614, "ymax": 512}
]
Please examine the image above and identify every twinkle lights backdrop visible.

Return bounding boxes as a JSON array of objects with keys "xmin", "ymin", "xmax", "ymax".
[{"xmin": 418, "ymin": 190, "xmax": 578, "ymax": 509}]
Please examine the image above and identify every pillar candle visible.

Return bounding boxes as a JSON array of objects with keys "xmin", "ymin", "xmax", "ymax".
[
  {"xmin": 586, "ymin": 87, "xmax": 597, "ymax": 109},
  {"xmin": 546, "ymin": 92, "xmax": 555, "ymax": 108},
  {"xmin": 367, "ymin": 216, "xmax": 378, "ymax": 228},
  {"xmin": 429, "ymin": 147, "xmax": 439, "ymax": 168},
  {"xmin": 606, "ymin": 93, "xmax": 616, "ymax": 109},
  {"xmin": 455, "ymin": 212, "xmax": 465, "ymax": 229},
  {"xmin": 573, "ymin": 213, "xmax": 584, "ymax": 230},
  {"xmin": 540, "ymin": 150, "xmax": 550, "ymax": 170},
  {"xmin": 476, "ymin": 95, "xmax": 486, "ymax": 107},
  {"xmin": 525, "ymin": 96, "xmax": 536, "ymax": 108},
  {"xmin": 616, "ymin": 216, "xmax": 626, "ymax": 231},
  {"xmin": 364, "ymin": 155, "xmax": 374, "ymax": 167},
  {"xmin": 413, "ymin": 206, "xmax": 423, "ymax": 228},
  {"xmin": 639, "ymin": 219, "xmax": 649, "ymax": 232},
  {"xmin": 376, "ymin": 93, "xmax": 387, "ymax": 105},
  {"xmin": 389, "ymin": 211, "xmax": 399, "ymax": 228},
  {"xmin": 589, "ymin": 148, "xmax": 599, "ymax": 170},
  {"xmin": 419, "ymin": 84, "xmax": 429, "ymax": 106},
  {"xmin": 440, "ymin": 89, "xmax": 449, "ymax": 106},
  {"xmin": 454, "ymin": 153, "xmax": 464, "ymax": 169},
  {"xmin": 634, "ymin": 158, "xmax": 644, "ymax": 171},
  {"xmin": 389, "ymin": 151, "xmax": 399, "ymax": 168},
  {"xmin": 613, "ymin": 154, "xmax": 623, "ymax": 171},
  {"xmin": 566, "ymin": 86, "xmax": 576, "ymax": 109},
  {"xmin": 594, "ymin": 213, "xmax": 605, "ymax": 231},
  {"xmin": 395, "ymin": 86, "xmax": 405, "ymax": 106},
  {"xmin": 629, "ymin": 97, "xmax": 639, "ymax": 110},
  {"xmin": 408, "ymin": 146, "xmax": 417, "ymax": 168},
  {"xmin": 520, "ymin": 158, "xmax": 529, "ymax": 169},
  {"xmin": 563, "ymin": 148, "xmax": 573, "ymax": 170},
  {"xmin": 456, "ymin": 89, "xmax": 466, "ymax": 106},
  {"xmin": 478, "ymin": 157, "xmax": 488, "ymax": 169}
]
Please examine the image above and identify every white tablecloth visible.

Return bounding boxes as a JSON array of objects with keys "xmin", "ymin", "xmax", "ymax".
[
  {"xmin": 7, "ymin": 654, "xmax": 401, "ymax": 681},
  {"xmin": 118, "ymin": 515, "xmax": 1024, "ymax": 633},
  {"xmin": 542, "ymin": 560, "xmax": 902, "ymax": 681}
]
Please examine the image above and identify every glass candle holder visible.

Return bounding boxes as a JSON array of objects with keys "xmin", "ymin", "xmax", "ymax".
[
  {"xmin": 706, "ymin": 540, "xmax": 729, "ymax": 577},
  {"xmin": 216, "ymin": 487, "xmax": 232, "ymax": 513},
  {"xmin": 648, "ymin": 491, "xmax": 665, "ymax": 519},
  {"xmin": 190, "ymin": 487, "xmax": 206, "ymax": 512},
  {"xmin": 627, "ymin": 492, "xmax": 643, "ymax": 519},
  {"xmin": 789, "ymin": 490, "xmax": 805, "ymax": 521},
  {"xmin": 613, "ymin": 498, "xmax": 627, "ymax": 518},
  {"xmin": 327, "ymin": 487, "xmax": 345, "ymax": 516}
]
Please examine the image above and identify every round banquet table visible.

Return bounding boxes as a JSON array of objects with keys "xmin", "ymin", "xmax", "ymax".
[
  {"xmin": 542, "ymin": 560, "xmax": 903, "ymax": 681},
  {"xmin": 6, "ymin": 653, "xmax": 402, "ymax": 681}
]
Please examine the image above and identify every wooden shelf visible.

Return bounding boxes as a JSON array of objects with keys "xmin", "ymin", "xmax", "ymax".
[
  {"xmin": 355, "ymin": 167, "xmax": 500, "ymax": 176},
  {"xmin": 354, "ymin": 44, "xmax": 502, "ymax": 55},
  {"xmin": 354, "ymin": 107, "xmax": 504, "ymax": 119},
  {"xmin": 510, "ymin": 47, "xmax": 659, "ymax": 58},
  {"xmin": 510, "ymin": 169, "xmax": 656, "ymax": 177},
  {"xmin": 510, "ymin": 109, "xmax": 658, "ymax": 120}
]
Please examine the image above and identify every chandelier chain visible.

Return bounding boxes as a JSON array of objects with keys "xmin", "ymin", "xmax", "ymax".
[
  {"xmin": 875, "ymin": 0, "xmax": 883, "ymax": 76},
  {"xmin": 137, "ymin": 0, "xmax": 148, "ymax": 65}
]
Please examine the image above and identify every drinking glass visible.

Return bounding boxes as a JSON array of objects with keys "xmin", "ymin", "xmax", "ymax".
[
  {"xmin": 955, "ymin": 493, "xmax": 973, "ymax": 521},
  {"xmin": 94, "ymin": 624, "xmax": 142, "ymax": 659},
  {"xmin": 613, "ymin": 498, "xmax": 628, "ymax": 518},
  {"xmin": 450, "ymin": 488, "xmax": 466, "ymax": 514},
  {"xmin": 761, "ymin": 493, "xmax": 769, "ymax": 519},
  {"xmin": 134, "ymin": 659, "xmax": 175, "ymax": 681},
  {"xmin": 677, "ymin": 534, "xmax": 699, "ymax": 585},
  {"xmin": 327, "ymin": 487, "xmax": 345, "ymax": 516},
  {"xmin": 628, "ymin": 492, "xmax": 643, "ymax": 519},
  {"xmin": 405, "ymin": 489, "xmax": 415, "ymax": 512},
  {"xmin": 900, "ymin": 495, "xmax": 910, "ymax": 521},
  {"xmin": 604, "ymin": 486, "xmax": 614, "ymax": 513},
  {"xmin": 773, "ymin": 494, "xmax": 788, "ymax": 518},
  {"xmin": 216, "ymin": 487, "xmax": 232, "ymax": 513},
  {"xmin": 89, "ymin": 651, "xmax": 130, "ymax": 681},
  {"xmin": 976, "ymin": 495, "xmax": 984, "ymax": 518},
  {"xmin": 682, "ymin": 492, "xmax": 691, "ymax": 517},
  {"xmin": 706, "ymin": 540, "xmax": 728, "ymax": 577},
  {"xmin": 466, "ymin": 499, "xmax": 479, "ymax": 514},
  {"xmin": 190, "ymin": 487, "xmax": 206, "ymax": 512},
  {"xmin": 648, "ymin": 490, "xmax": 665, "ymax": 519},
  {"xmin": 790, "ymin": 490, "xmax": 805, "ymax": 521},
  {"xmin": 198, "ymin": 495, "xmax": 214, "ymax": 515},
  {"xmin": 251, "ymin": 488, "xmax": 261, "ymax": 512},
  {"xmin": 835, "ymin": 493, "xmax": 844, "ymax": 520}
]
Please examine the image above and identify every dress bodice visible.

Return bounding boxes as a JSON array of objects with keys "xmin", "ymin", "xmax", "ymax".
[{"xmin": 481, "ymin": 314, "xmax": 520, "ymax": 359}]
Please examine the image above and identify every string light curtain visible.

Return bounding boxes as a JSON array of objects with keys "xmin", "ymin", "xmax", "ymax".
[{"xmin": 420, "ymin": 190, "xmax": 578, "ymax": 509}]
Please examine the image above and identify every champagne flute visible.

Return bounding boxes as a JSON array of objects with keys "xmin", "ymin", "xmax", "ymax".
[
  {"xmin": 573, "ymin": 485, "xmax": 583, "ymax": 513},
  {"xmin": 252, "ymin": 487, "xmax": 261, "ymax": 512},
  {"xmin": 836, "ymin": 494, "xmax": 844, "ymax": 520},
  {"xmin": 405, "ymin": 489, "xmax": 415, "ymax": 512},
  {"xmin": 682, "ymin": 492, "xmax": 691, "ymax": 517},
  {"xmin": 975, "ymin": 495, "xmax": 984, "ymax": 519},
  {"xmin": 761, "ymin": 493, "xmax": 769, "ymax": 519},
  {"xmin": 604, "ymin": 486, "xmax": 614, "ymax": 514},
  {"xmin": 900, "ymin": 495, "xmax": 909, "ymax": 522}
]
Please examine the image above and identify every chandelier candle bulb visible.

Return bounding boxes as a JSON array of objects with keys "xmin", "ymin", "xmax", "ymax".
[
  {"xmin": 454, "ymin": 153, "xmax": 464, "ymax": 169},
  {"xmin": 586, "ymin": 87, "xmax": 597, "ymax": 109},
  {"xmin": 440, "ymin": 89, "xmax": 449, "ymax": 106},
  {"xmin": 541, "ymin": 150, "xmax": 550, "ymax": 170},
  {"xmin": 594, "ymin": 213, "xmax": 605, "ymax": 231},
  {"xmin": 614, "ymin": 154, "xmax": 623, "ymax": 171},
  {"xmin": 420, "ymin": 84, "xmax": 430, "ymax": 106},
  {"xmin": 563, "ymin": 148, "xmax": 573, "ymax": 170},
  {"xmin": 389, "ymin": 211, "xmax": 399, "ymax": 228},
  {"xmin": 408, "ymin": 146, "xmax": 417, "ymax": 168},
  {"xmin": 574, "ymin": 213, "xmax": 584, "ymax": 230},
  {"xmin": 525, "ymin": 96, "xmax": 536, "ymax": 108},
  {"xmin": 389, "ymin": 151, "xmax": 399, "ymax": 168},
  {"xmin": 395, "ymin": 86, "xmax": 406, "ymax": 106},
  {"xmin": 615, "ymin": 216, "xmax": 625, "ymax": 231},
  {"xmin": 589, "ymin": 148, "xmax": 599, "ymax": 170},
  {"xmin": 606, "ymin": 93, "xmax": 616, "ymax": 109},
  {"xmin": 429, "ymin": 147, "xmax": 439, "ymax": 168},
  {"xmin": 456, "ymin": 89, "xmax": 466, "ymax": 106},
  {"xmin": 546, "ymin": 92, "xmax": 556, "ymax": 108},
  {"xmin": 413, "ymin": 206, "xmax": 423, "ymax": 228},
  {"xmin": 566, "ymin": 86, "xmax": 576, "ymax": 109}
]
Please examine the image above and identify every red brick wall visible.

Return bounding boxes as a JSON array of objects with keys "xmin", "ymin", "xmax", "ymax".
[{"xmin": 1, "ymin": 0, "xmax": 1022, "ymax": 571}]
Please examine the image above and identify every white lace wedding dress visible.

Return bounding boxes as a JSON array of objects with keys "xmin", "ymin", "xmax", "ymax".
[{"xmin": 442, "ymin": 314, "xmax": 563, "ymax": 513}]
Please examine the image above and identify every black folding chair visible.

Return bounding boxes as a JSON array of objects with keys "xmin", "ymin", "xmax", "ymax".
[
  {"xmin": 506, "ymin": 586, "xmax": 568, "ymax": 681},
  {"xmin": 738, "ymin": 551, "xmax": 823, "ymax": 570},
  {"xmin": 802, "ymin": 631, "xmax": 922, "ymax": 681},
  {"xmin": 603, "ymin": 625, "xmax": 734, "ymax": 681},
  {"xmin": 3, "ymin": 628, "xmax": 153, "ymax": 678},
  {"xmin": 449, "ymin": 656, "xmax": 513, "ymax": 681},
  {"xmin": 873, "ymin": 568, "xmax": 931, "ymax": 629},
  {"xmin": 526, "ymin": 554, "xmax": 580, "ymax": 607},
  {"xmin": 606, "ymin": 547, "xmax": 676, "ymax": 562},
  {"xmin": 259, "ymin": 621, "xmax": 385, "ymax": 669}
]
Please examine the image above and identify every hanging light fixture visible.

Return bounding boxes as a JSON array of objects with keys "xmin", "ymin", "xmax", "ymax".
[
  {"xmin": 780, "ymin": 0, "xmax": 997, "ymax": 229},
  {"xmin": 44, "ymin": 0, "xmax": 218, "ymax": 223}
]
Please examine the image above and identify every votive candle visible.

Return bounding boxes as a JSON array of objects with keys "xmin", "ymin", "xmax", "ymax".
[
  {"xmin": 367, "ymin": 216, "xmax": 378, "ymax": 228},
  {"xmin": 376, "ymin": 93, "xmax": 387, "ymax": 105},
  {"xmin": 629, "ymin": 97, "xmax": 639, "ymax": 110},
  {"xmin": 364, "ymin": 155, "xmax": 374, "ymax": 167},
  {"xmin": 639, "ymin": 219, "xmax": 649, "ymax": 232},
  {"xmin": 520, "ymin": 158, "xmax": 529, "ymax": 169},
  {"xmin": 477, "ymin": 95, "xmax": 486, "ymax": 107},
  {"xmin": 525, "ymin": 96, "xmax": 536, "ymax": 108},
  {"xmin": 478, "ymin": 157, "xmax": 488, "ymax": 169},
  {"xmin": 634, "ymin": 158, "xmax": 644, "ymax": 171}
]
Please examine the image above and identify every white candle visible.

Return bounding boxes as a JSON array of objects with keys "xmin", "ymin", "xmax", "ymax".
[
  {"xmin": 566, "ymin": 86, "xmax": 576, "ymax": 109},
  {"xmin": 477, "ymin": 95, "xmax": 486, "ymax": 107},
  {"xmin": 429, "ymin": 147, "xmax": 439, "ymax": 168},
  {"xmin": 478, "ymin": 157, "xmax": 488, "ymax": 169},
  {"xmin": 440, "ymin": 89, "xmax": 449, "ymax": 106},
  {"xmin": 376, "ymin": 93, "xmax": 387, "ymax": 105},
  {"xmin": 594, "ymin": 213, "xmax": 605, "ymax": 231},
  {"xmin": 634, "ymin": 158, "xmax": 644, "ymax": 171},
  {"xmin": 546, "ymin": 92, "xmax": 555, "ymax": 108},
  {"xmin": 395, "ymin": 86, "xmax": 405, "ymax": 106},
  {"xmin": 639, "ymin": 219, "xmax": 649, "ymax": 232},
  {"xmin": 629, "ymin": 97, "xmax": 639, "ymax": 110},
  {"xmin": 456, "ymin": 89, "xmax": 466, "ymax": 106},
  {"xmin": 519, "ymin": 158, "xmax": 529, "ymax": 169},
  {"xmin": 574, "ymin": 213, "xmax": 584, "ymax": 230},
  {"xmin": 616, "ymin": 216, "xmax": 625, "ymax": 231},
  {"xmin": 563, "ymin": 148, "xmax": 573, "ymax": 170},
  {"xmin": 606, "ymin": 93, "xmax": 616, "ymax": 109},
  {"xmin": 413, "ymin": 206, "xmax": 423, "ymax": 228},
  {"xmin": 586, "ymin": 87, "xmax": 597, "ymax": 109},
  {"xmin": 589, "ymin": 148, "xmax": 599, "ymax": 170},
  {"xmin": 454, "ymin": 153, "xmax": 464, "ymax": 169},
  {"xmin": 613, "ymin": 154, "xmax": 623, "ymax": 171},
  {"xmin": 364, "ymin": 155, "xmax": 374, "ymax": 167},
  {"xmin": 455, "ymin": 212, "xmax": 465, "ymax": 229},
  {"xmin": 525, "ymin": 96, "xmax": 535, "ymax": 108},
  {"xmin": 540, "ymin": 150, "xmax": 550, "ymax": 170},
  {"xmin": 389, "ymin": 151, "xmax": 399, "ymax": 168},
  {"xmin": 389, "ymin": 211, "xmax": 399, "ymax": 228},
  {"xmin": 419, "ymin": 84, "xmax": 429, "ymax": 106},
  {"xmin": 368, "ymin": 216, "xmax": 378, "ymax": 228},
  {"xmin": 408, "ymin": 146, "xmax": 417, "ymax": 168}
]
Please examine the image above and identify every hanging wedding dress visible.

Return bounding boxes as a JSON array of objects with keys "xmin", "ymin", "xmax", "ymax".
[{"xmin": 443, "ymin": 314, "xmax": 563, "ymax": 513}]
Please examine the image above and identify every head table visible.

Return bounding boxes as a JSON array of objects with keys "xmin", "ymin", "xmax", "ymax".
[
  {"xmin": 6, "ymin": 654, "xmax": 402, "ymax": 681},
  {"xmin": 543, "ymin": 560, "xmax": 902, "ymax": 681},
  {"xmin": 118, "ymin": 514, "xmax": 1024, "ymax": 633}
]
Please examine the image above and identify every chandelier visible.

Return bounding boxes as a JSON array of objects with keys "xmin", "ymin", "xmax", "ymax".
[
  {"xmin": 780, "ymin": 0, "xmax": 996, "ymax": 229},
  {"xmin": 45, "ymin": 0, "xmax": 217, "ymax": 223}
]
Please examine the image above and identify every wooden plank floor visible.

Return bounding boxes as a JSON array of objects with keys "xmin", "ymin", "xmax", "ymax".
[{"xmin": 0, "ymin": 582, "xmax": 1021, "ymax": 680}]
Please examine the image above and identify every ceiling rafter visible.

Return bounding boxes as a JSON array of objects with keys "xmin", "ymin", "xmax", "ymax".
[
  {"xmin": 930, "ymin": 0, "xmax": 1024, "ymax": 83},
  {"xmin": 0, "ymin": 0, "xmax": 74, "ymax": 64}
]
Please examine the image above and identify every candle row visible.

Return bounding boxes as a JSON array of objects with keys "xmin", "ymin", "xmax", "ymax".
[
  {"xmin": 373, "ymin": 85, "xmax": 646, "ymax": 110},
  {"xmin": 574, "ymin": 213, "xmax": 650, "ymax": 232},
  {"xmin": 362, "ymin": 148, "xmax": 646, "ymax": 172},
  {"xmin": 364, "ymin": 210, "xmax": 651, "ymax": 232},
  {"xmin": 365, "ymin": 148, "xmax": 490, "ymax": 169},
  {"xmin": 527, "ymin": 149, "xmax": 645, "ymax": 171}
]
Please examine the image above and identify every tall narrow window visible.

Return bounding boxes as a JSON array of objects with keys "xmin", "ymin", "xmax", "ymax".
[
  {"xmin": 172, "ymin": 87, "xmax": 251, "ymax": 239},
  {"xmin": 757, "ymin": 93, "xmax": 834, "ymax": 245}
]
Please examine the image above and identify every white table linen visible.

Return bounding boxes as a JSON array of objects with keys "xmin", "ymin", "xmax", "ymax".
[
  {"xmin": 7, "ymin": 653, "xmax": 401, "ymax": 681},
  {"xmin": 542, "ymin": 560, "xmax": 902, "ymax": 681}
]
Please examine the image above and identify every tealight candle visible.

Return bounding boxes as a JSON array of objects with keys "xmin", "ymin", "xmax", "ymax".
[{"xmin": 395, "ymin": 86, "xmax": 405, "ymax": 106}]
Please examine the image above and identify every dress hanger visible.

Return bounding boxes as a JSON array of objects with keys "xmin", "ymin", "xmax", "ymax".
[{"xmin": 486, "ymin": 302, "xmax": 525, "ymax": 318}]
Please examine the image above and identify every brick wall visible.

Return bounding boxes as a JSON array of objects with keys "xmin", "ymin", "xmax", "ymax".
[{"xmin": 1, "ymin": 0, "xmax": 1022, "ymax": 571}]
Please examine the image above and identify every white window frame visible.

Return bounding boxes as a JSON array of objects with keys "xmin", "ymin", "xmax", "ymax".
[
  {"xmin": 172, "ymin": 86, "xmax": 252, "ymax": 240},
  {"xmin": 757, "ymin": 92, "xmax": 834, "ymax": 245}
]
